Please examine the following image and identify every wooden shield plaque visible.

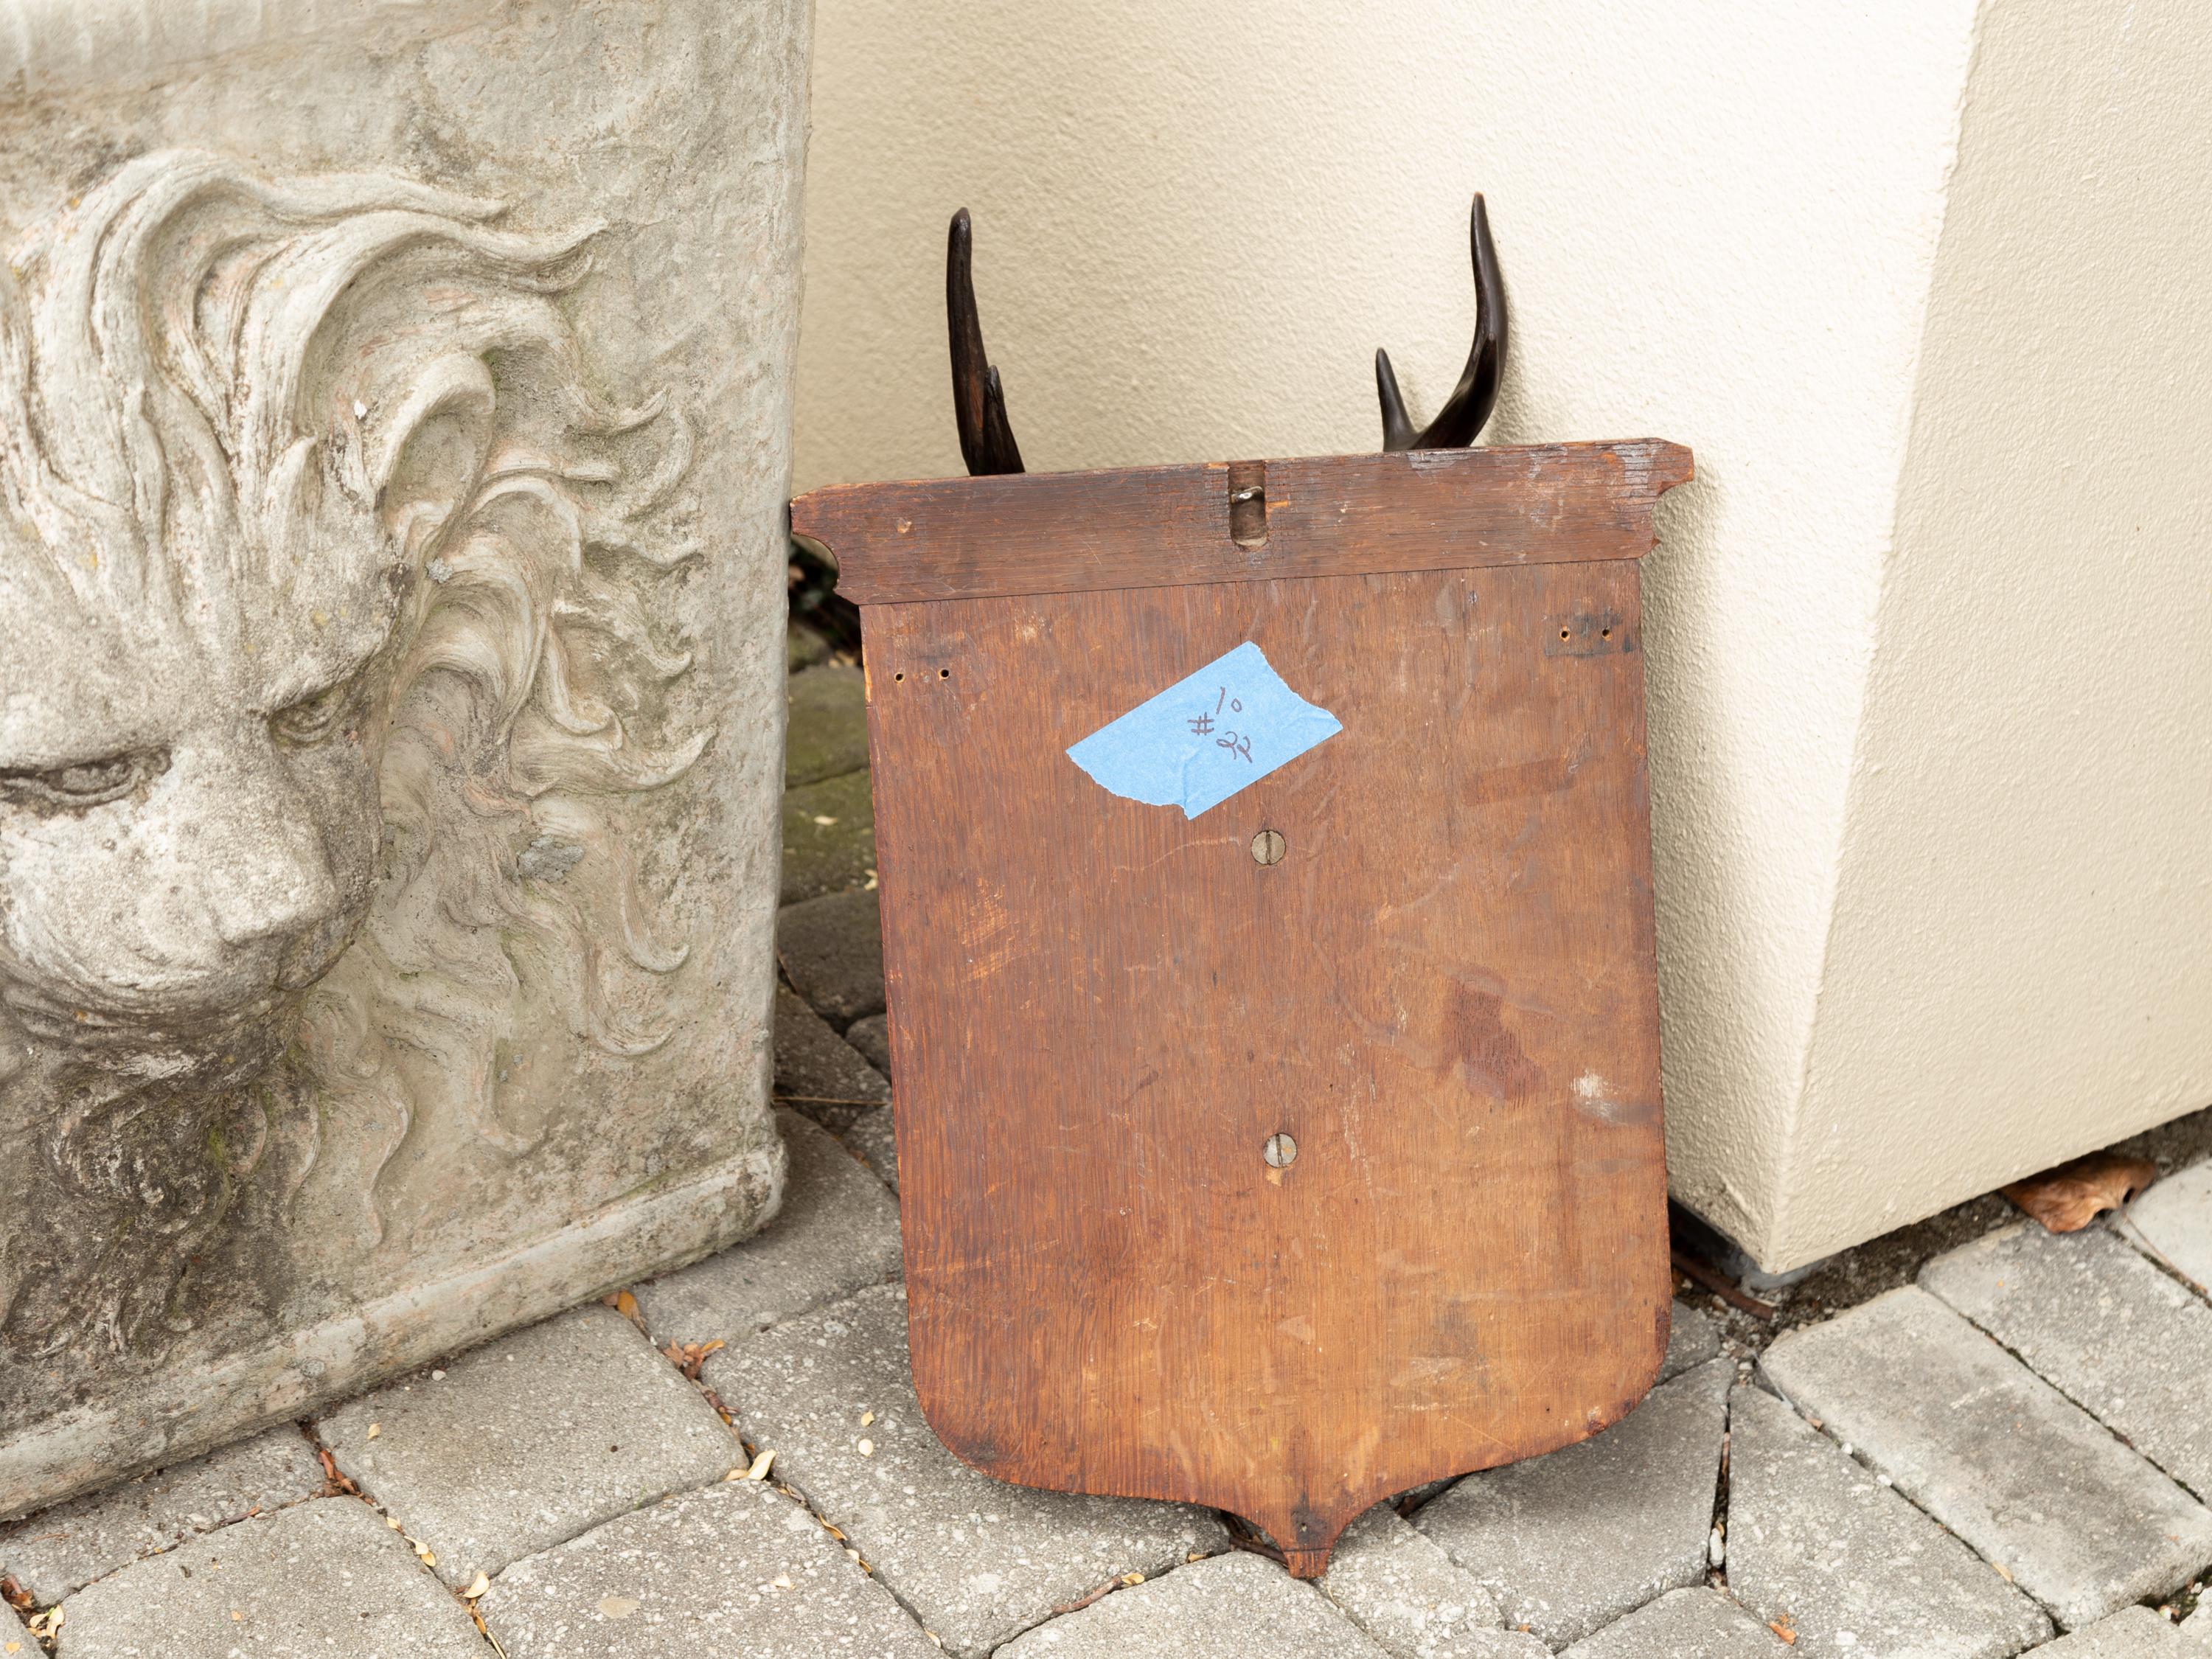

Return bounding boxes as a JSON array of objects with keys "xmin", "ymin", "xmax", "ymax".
[{"xmin": 789, "ymin": 437, "xmax": 1691, "ymax": 1576}]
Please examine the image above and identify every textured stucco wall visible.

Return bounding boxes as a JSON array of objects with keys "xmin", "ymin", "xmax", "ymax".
[
  {"xmin": 795, "ymin": 1, "xmax": 1987, "ymax": 1265},
  {"xmin": 1778, "ymin": 0, "xmax": 2212, "ymax": 1265}
]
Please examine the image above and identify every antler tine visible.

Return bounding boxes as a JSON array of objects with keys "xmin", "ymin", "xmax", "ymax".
[
  {"xmin": 1375, "ymin": 192, "xmax": 1508, "ymax": 452},
  {"xmin": 947, "ymin": 208, "xmax": 1024, "ymax": 476}
]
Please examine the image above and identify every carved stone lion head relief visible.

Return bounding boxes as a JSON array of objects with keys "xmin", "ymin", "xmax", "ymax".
[{"xmin": 0, "ymin": 150, "xmax": 710, "ymax": 1358}]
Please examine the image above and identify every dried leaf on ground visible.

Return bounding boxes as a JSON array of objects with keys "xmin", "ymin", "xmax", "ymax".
[
  {"xmin": 602, "ymin": 1289, "xmax": 645, "ymax": 1329},
  {"xmin": 2003, "ymin": 1152, "xmax": 2159, "ymax": 1232},
  {"xmin": 660, "ymin": 1338, "xmax": 725, "ymax": 1381}
]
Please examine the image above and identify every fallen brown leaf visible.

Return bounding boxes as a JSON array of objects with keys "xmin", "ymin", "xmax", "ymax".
[
  {"xmin": 602, "ymin": 1290, "xmax": 645, "ymax": 1329},
  {"xmin": 315, "ymin": 1446, "xmax": 358, "ymax": 1498},
  {"xmin": 1769, "ymin": 1611, "xmax": 1798, "ymax": 1644},
  {"xmin": 658, "ymin": 1339, "xmax": 725, "ymax": 1382},
  {"xmin": 2003, "ymin": 1152, "xmax": 2159, "ymax": 1233}
]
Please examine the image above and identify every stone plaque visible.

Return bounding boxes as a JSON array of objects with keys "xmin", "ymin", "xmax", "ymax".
[{"xmin": 0, "ymin": 0, "xmax": 803, "ymax": 1516}]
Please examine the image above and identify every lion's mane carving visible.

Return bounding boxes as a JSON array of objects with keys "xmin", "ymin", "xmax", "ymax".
[{"xmin": 0, "ymin": 151, "xmax": 709, "ymax": 1358}]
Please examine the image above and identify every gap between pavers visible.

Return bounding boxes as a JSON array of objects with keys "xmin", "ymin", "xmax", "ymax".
[
  {"xmin": 1724, "ymin": 1381, "xmax": 2051, "ymax": 1657},
  {"xmin": 0, "ymin": 1425, "xmax": 323, "ymax": 1606},
  {"xmin": 54, "ymin": 1496, "xmax": 489, "ymax": 1656},
  {"xmin": 1658, "ymin": 1298, "xmax": 1722, "ymax": 1384},
  {"xmin": 316, "ymin": 1301, "xmax": 741, "ymax": 1588},
  {"xmin": 479, "ymin": 1477, "xmax": 937, "ymax": 1659},
  {"xmin": 1759, "ymin": 1284, "xmax": 2212, "ymax": 1632},
  {"xmin": 633, "ymin": 1110, "xmax": 902, "ymax": 1354},
  {"xmin": 1558, "ymin": 1586, "xmax": 1788, "ymax": 1657},
  {"xmin": 2026, "ymin": 1604, "xmax": 2204, "ymax": 1656},
  {"xmin": 773, "ymin": 986, "xmax": 892, "ymax": 1130},
  {"xmin": 705, "ymin": 1281, "xmax": 1229, "ymax": 1657},
  {"xmin": 1318, "ymin": 1503, "xmax": 1548, "ymax": 1658},
  {"xmin": 2119, "ymin": 1160, "xmax": 2212, "ymax": 1291},
  {"xmin": 994, "ymin": 1550, "xmax": 1390, "ymax": 1658},
  {"xmin": 1413, "ymin": 1356, "xmax": 1733, "ymax": 1647},
  {"xmin": 1920, "ymin": 1221, "xmax": 2212, "ymax": 1500}
]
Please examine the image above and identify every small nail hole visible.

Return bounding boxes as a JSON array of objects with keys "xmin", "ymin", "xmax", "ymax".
[
  {"xmin": 1600, "ymin": 628, "xmax": 1611, "ymax": 639},
  {"xmin": 1560, "ymin": 628, "xmax": 1571, "ymax": 641},
  {"xmin": 893, "ymin": 672, "xmax": 904, "ymax": 682},
  {"xmin": 939, "ymin": 667, "xmax": 950, "ymax": 679}
]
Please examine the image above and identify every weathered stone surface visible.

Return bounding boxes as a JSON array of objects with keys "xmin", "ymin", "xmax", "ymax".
[
  {"xmin": 773, "ymin": 987, "xmax": 893, "ymax": 1130},
  {"xmin": 1559, "ymin": 1588, "xmax": 1787, "ymax": 1658},
  {"xmin": 2119, "ymin": 1159, "xmax": 2212, "ymax": 1291},
  {"xmin": 0, "ymin": 1427, "xmax": 321, "ymax": 1605},
  {"xmin": 56, "ymin": 1496, "xmax": 487, "ymax": 1655},
  {"xmin": 1415, "ymin": 1357, "xmax": 1731, "ymax": 1647},
  {"xmin": 479, "ymin": 1478, "xmax": 936, "ymax": 1659},
  {"xmin": 1759, "ymin": 1286, "xmax": 2212, "ymax": 1630},
  {"xmin": 845, "ymin": 1013, "xmax": 894, "ymax": 1076},
  {"xmin": 787, "ymin": 663, "xmax": 871, "ymax": 787},
  {"xmin": 1319, "ymin": 1504, "xmax": 1549, "ymax": 1658},
  {"xmin": 1921, "ymin": 1222, "xmax": 2212, "ymax": 1499},
  {"xmin": 0, "ymin": 1604, "xmax": 26, "ymax": 1653},
  {"xmin": 2028, "ymin": 1605, "xmax": 2195, "ymax": 1656},
  {"xmin": 1660, "ymin": 1300, "xmax": 1722, "ymax": 1384},
  {"xmin": 633, "ymin": 1111, "xmax": 902, "ymax": 1352},
  {"xmin": 996, "ymin": 1552, "xmax": 1389, "ymax": 1658},
  {"xmin": 783, "ymin": 772, "xmax": 880, "ymax": 905},
  {"xmin": 318, "ymin": 1303, "xmax": 739, "ymax": 1586},
  {"xmin": 1725, "ymin": 1382, "xmax": 2051, "ymax": 1657},
  {"xmin": 838, "ymin": 1104, "xmax": 902, "ymax": 1191},
  {"xmin": 779, "ymin": 886, "xmax": 888, "ymax": 1023},
  {"xmin": 0, "ymin": 0, "xmax": 802, "ymax": 1520},
  {"xmin": 707, "ymin": 1283, "xmax": 1227, "ymax": 1656}
]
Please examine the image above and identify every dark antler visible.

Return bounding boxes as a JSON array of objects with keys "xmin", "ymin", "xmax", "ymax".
[
  {"xmin": 947, "ymin": 208, "xmax": 1024, "ymax": 476},
  {"xmin": 1375, "ymin": 193, "xmax": 1507, "ymax": 452}
]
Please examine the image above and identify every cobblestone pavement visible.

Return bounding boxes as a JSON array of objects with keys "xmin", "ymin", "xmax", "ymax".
[{"xmin": 6, "ymin": 628, "xmax": 2211, "ymax": 1657}]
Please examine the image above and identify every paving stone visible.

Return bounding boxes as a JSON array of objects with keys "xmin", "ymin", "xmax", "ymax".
[
  {"xmin": 56, "ymin": 1496, "xmax": 487, "ymax": 1656},
  {"xmin": 2027, "ymin": 1605, "xmax": 2196, "ymax": 1655},
  {"xmin": 2119, "ymin": 1159, "xmax": 2212, "ymax": 1291},
  {"xmin": 995, "ymin": 1551, "xmax": 1390, "ymax": 1658},
  {"xmin": 0, "ymin": 1426, "xmax": 321, "ymax": 1604},
  {"xmin": 1759, "ymin": 1285, "xmax": 2212, "ymax": 1631},
  {"xmin": 837, "ymin": 1102, "xmax": 901, "ymax": 1192},
  {"xmin": 1560, "ymin": 1587, "xmax": 1788, "ymax": 1658},
  {"xmin": 479, "ymin": 1477, "xmax": 936, "ymax": 1658},
  {"xmin": 1320, "ymin": 1503, "xmax": 1548, "ymax": 1658},
  {"xmin": 774, "ymin": 986, "xmax": 891, "ymax": 1130},
  {"xmin": 632, "ymin": 1112, "xmax": 902, "ymax": 1353},
  {"xmin": 1414, "ymin": 1357, "xmax": 1732, "ymax": 1647},
  {"xmin": 846, "ymin": 1012, "xmax": 892, "ymax": 1076},
  {"xmin": 706, "ymin": 1283, "xmax": 1228, "ymax": 1657},
  {"xmin": 783, "ymin": 771, "xmax": 877, "ymax": 905},
  {"xmin": 1660, "ymin": 1299, "xmax": 1722, "ymax": 1384},
  {"xmin": 0, "ymin": 1604, "xmax": 29, "ymax": 1654},
  {"xmin": 779, "ymin": 886, "xmax": 886, "ymax": 1024},
  {"xmin": 317, "ymin": 1301, "xmax": 740, "ymax": 1586},
  {"xmin": 787, "ymin": 663, "xmax": 871, "ymax": 787},
  {"xmin": 1921, "ymin": 1222, "xmax": 2212, "ymax": 1500},
  {"xmin": 1725, "ymin": 1382, "xmax": 2052, "ymax": 1658},
  {"xmin": 789, "ymin": 620, "xmax": 834, "ymax": 674}
]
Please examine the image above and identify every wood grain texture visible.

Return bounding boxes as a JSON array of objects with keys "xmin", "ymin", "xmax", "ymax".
[
  {"xmin": 793, "ymin": 439, "xmax": 1691, "ymax": 605},
  {"xmin": 843, "ymin": 516, "xmax": 1681, "ymax": 1572}
]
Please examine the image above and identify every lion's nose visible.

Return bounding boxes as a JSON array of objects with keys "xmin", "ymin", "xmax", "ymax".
[{"xmin": 187, "ymin": 746, "xmax": 347, "ymax": 951}]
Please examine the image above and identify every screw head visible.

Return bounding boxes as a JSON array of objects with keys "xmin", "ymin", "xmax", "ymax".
[
  {"xmin": 1251, "ymin": 829, "xmax": 1285, "ymax": 866},
  {"xmin": 1263, "ymin": 1132, "xmax": 1298, "ymax": 1169}
]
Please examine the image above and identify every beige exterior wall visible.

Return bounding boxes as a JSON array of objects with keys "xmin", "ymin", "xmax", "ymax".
[{"xmin": 794, "ymin": 0, "xmax": 2211, "ymax": 1269}]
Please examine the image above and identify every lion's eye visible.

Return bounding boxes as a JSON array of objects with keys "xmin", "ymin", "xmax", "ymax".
[
  {"xmin": 0, "ymin": 751, "xmax": 164, "ymax": 809},
  {"xmin": 271, "ymin": 678, "xmax": 363, "ymax": 748}
]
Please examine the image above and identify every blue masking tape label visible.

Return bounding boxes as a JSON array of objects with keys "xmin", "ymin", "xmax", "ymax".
[{"xmin": 1065, "ymin": 641, "xmax": 1343, "ymax": 819}]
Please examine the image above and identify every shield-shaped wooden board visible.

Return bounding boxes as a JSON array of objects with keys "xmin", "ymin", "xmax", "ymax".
[{"xmin": 789, "ymin": 438, "xmax": 1691, "ymax": 1576}]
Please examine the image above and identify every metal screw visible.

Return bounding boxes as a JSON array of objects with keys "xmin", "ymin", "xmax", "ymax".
[
  {"xmin": 1251, "ymin": 829, "xmax": 1285, "ymax": 866},
  {"xmin": 1263, "ymin": 1133, "xmax": 1298, "ymax": 1169}
]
